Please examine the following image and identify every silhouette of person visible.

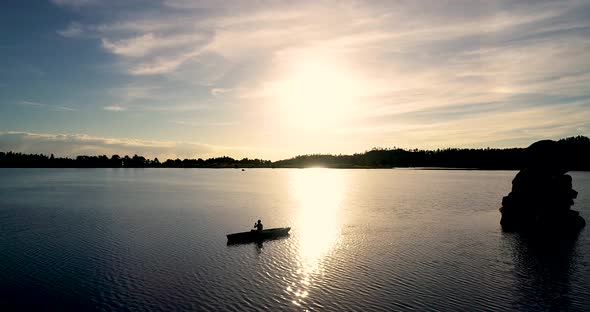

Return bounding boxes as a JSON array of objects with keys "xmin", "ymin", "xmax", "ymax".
[{"xmin": 254, "ymin": 219, "xmax": 263, "ymax": 232}]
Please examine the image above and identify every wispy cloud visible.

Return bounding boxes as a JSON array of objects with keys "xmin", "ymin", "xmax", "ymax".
[
  {"xmin": 19, "ymin": 100, "xmax": 46, "ymax": 107},
  {"xmin": 0, "ymin": 131, "xmax": 272, "ymax": 160},
  {"xmin": 18, "ymin": 101, "xmax": 76, "ymax": 111},
  {"xmin": 51, "ymin": 0, "xmax": 96, "ymax": 7},
  {"xmin": 169, "ymin": 120, "xmax": 237, "ymax": 127},
  {"xmin": 53, "ymin": 105, "xmax": 77, "ymax": 112},
  {"xmin": 345, "ymin": 100, "xmax": 590, "ymax": 149},
  {"xmin": 101, "ymin": 33, "xmax": 208, "ymax": 58},
  {"xmin": 57, "ymin": 22, "xmax": 84, "ymax": 37},
  {"xmin": 210, "ymin": 88, "xmax": 234, "ymax": 97},
  {"xmin": 103, "ymin": 105, "xmax": 127, "ymax": 112}
]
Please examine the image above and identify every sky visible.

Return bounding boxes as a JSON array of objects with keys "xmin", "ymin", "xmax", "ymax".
[{"xmin": 0, "ymin": 0, "xmax": 589, "ymax": 160}]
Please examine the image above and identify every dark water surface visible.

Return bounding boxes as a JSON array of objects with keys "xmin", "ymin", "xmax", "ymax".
[{"xmin": 1, "ymin": 169, "xmax": 589, "ymax": 311}]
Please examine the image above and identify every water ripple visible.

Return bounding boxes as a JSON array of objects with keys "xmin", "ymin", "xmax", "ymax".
[{"xmin": 1, "ymin": 169, "xmax": 589, "ymax": 311}]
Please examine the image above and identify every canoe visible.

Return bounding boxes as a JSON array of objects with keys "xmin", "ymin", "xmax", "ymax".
[{"xmin": 227, "ymin": 227, "xmax": 291, "ymax": 243}]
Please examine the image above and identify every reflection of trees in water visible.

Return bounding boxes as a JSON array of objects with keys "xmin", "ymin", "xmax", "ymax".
[{"xmin": 504, "ymin": 231, "xmax": 581, "ymax": 311}]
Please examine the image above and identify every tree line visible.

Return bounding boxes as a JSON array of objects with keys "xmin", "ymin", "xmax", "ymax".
[
  {"xmin": 1, "ymin": 135, "xmax": 588, "ymax": 170},
  {"xmin": 0, "ymin": 153, "xmax": 271, "ymax": 168}
]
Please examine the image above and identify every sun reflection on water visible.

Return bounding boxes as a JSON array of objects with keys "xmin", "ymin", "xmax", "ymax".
[{"xmin": 287, "ymin": 168, "xmax": 346, "ymax": 307}]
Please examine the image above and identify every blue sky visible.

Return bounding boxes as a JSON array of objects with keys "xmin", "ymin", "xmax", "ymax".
[{"xmin": 1, "ymin": 0, "xmax": 589, "ymax": 160}]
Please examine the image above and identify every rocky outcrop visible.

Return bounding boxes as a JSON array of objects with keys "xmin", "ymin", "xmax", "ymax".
[{"xmin": 500, "ymin": 140, "xmax": 585, "ymax": 231}]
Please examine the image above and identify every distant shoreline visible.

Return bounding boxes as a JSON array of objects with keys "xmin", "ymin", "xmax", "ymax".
[
  {"xmin": 0, "ymin": 165, "xmax": 588, "ymax": 171},
  {"xmin": 0, "ymin": 166, "xmax": 496, "ymax": 169},
  {"xmin": 1, "ymin": 135, "xmax": 589, "ymax": 171},
  {"xmin": 0, "ymin": 166, "xmax": 586, "ymax": 171},
  {"xmin": 3, "ymin": 167, "xmax": 590, "ymax": 172}
]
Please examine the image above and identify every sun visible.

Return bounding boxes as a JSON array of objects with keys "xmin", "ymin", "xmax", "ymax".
[{"xmin": 270, "ymin": 53, "xmax": 362, "ymax": 132}]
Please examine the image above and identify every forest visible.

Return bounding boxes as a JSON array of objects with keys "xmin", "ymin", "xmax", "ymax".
[{"xmin": 1, "ymin": 136, "xmax": 588, "ymax": 170}]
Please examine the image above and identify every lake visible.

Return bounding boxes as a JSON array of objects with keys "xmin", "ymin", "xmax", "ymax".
[{"xmin": 1, "ymin": 169, "xmax": 589, "ymax": 311}]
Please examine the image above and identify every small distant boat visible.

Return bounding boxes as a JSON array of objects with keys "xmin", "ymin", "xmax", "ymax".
[{"xmin": 227, "ymin": 227, "xmax": 291, "ymax": 244}]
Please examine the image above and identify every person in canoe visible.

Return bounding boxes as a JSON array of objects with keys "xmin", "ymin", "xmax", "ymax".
[{"xmin": 253, "ymin": 219, "xmax": 263, "ymax": 232}]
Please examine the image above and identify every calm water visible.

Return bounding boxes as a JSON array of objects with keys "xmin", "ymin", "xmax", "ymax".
[{"xmin": 1, "ymin": 169, "xmax": 589, "ymax": 311}]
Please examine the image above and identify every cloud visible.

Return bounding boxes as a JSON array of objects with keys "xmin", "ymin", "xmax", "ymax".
[
  {"xmin": 129, "ymin": 48, "xmax": 204, "ymax": 75},
  {"xmin": 103, "ymin": 105, "xmax": 127, "ymax": 112},
  {"xmin": 210, "ymin": 88, "xmax": 233, "ymax": 97},
  {"xmin": 57, "ymin": 22, "xmax": 84, "ymax": 37},
  {"xmin": 162, "ymin": 0, "xmax": 253, "ymax": 9},
  {"xmin": 101, "ymin": 33, "xmax": 207, "ymax": 58},
  {"xmin": 107, "ymin": 85, "xmax": 161, "ymax": 100},
  {"xmin": 53, "ymin": 106, "xmax": 77, "ymax": 112},
  {"xmin": 104, "ymin": 81, "xmax": 215, "ymax": 111},
  {"xmin": 0, "ymin": 131, "xmax": 268, "ymax": 160},
  {"xmin": 352, "ymin": 100, "xmax": 590, "ymax": 148},
  {"xmin": 19, "ymin": 101, "xmax": 46, "ymax": 107},
  {"xmin": 169, "ymin": 120, "xmax": 237, "ymax": 127},
  {"xmin": 18, "ymin": 101, "xmax": 76, "ymax": 111},
  {"xmin": 51, "ymin": 0, "xmax": 96, "ymax": 7}
]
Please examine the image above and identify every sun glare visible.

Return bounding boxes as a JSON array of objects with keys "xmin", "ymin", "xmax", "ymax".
[
  {"xmin": 287, "ymin": 168, "xmax": 345, "ymax": 307},
  {"xmin": 290, "ymin": 168, "xmax": 344, "ymax": 273},
  {"xmin": 272, "ymin": 53, "xmax": 362, "ymax": 131}
]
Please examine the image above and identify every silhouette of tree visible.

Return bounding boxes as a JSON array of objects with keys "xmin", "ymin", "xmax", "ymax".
[{"xmin": 111, "ymin": 155, "xmax": 122, "ymax": 167}]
